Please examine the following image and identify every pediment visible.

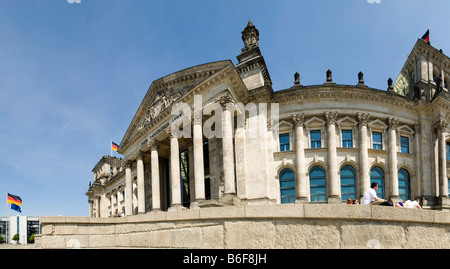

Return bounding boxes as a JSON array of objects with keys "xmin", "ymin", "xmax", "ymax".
[
  {"xmin": 118, "ymin": 60, "xmax": 247, "ymax": 154},
  {"xmin": 277, "ymin": 120, "xmax": 294, "ymax": 130},
  {"xmin": 368, "ymin": 119, "xmax": 388, "ymax": 130},
  {"xmin": 398, "ymin": 124, "xmax": 415, "ymax": 135},
  {"xmin": 337, "ymin": 116, "xmax": 358, "ymax": 127},
  {"xmin": 304, "ymin": 116, "xmax": 326, "ymax": 127}
]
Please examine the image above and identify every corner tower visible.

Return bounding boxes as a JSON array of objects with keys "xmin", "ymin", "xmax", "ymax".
[
  {"xmin": 236, "ymin": 20, "xmax": 273, "ymax": 92},
  {"xmin": 393, "ymin": 39, "xmax": 450, "ymax": 101}
]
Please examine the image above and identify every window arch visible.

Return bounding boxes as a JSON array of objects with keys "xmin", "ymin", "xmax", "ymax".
[
  {"xmin": 340, "ymin": 165, "xmax": 356, "ymax": 201},
  {"xmin": 279, "ymin": 168, "xmax": 295, "ymax": 204},
  {"xmin": 370, "ymin": 166, "xmax": 385, "ymax": 199},
  {"xmin": 310, "ymin": 166, "xmax": 326, "ymax": 202},
  {"xmin": 398, "ymin": 169, "xmax": 411, "ymax": 201}
]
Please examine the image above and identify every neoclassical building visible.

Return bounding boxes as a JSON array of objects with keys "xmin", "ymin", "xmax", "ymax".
[{"xmin": 86, "ymin": 21, "xmax": 450, "ymax": 217}]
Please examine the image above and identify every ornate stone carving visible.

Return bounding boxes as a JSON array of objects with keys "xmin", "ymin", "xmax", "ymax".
[
  {"xmin": 241, "ymin": 20, "xmax": 259, "ymax": 52},
  {"xmin": 294, "ymin": 72, "xmax": 300, "ymax": 85},
  {"xmin": 358, "ymin": 71, "xmax": 364, "ymax": 84},
  {"xmin": 357, "ymin": 113, "xmax": 370, "ymax": 126},
  {"xmin": 326, "ymin": 69, "xmax": 333, "ymax": 82},
  {"xmin": 388, "ymin": 117, "xmax": 400, "ymax": 130},
  {"xmin": 147, "ymin": 140, "xmax": 159, "ymax": 151},
  {"xmin": 292, "ymin": 114, "xmax": 305, "ymax": 127},
  {"xmin": 434, "ymin": 118, "xmax": 448, "ymax": 132},
  {"xmin": 387, "ymin": 77, "xmax": 393, "ymax": 91},
  {"xmin": 325, "ymin": 111, "xmax": 338, "ymax": 125},
  {"xmin": 216, "ymin": 93, "xmax": 234, "ymax": 110}
]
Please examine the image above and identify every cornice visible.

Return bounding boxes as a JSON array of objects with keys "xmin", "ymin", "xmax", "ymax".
[{"xmin": 272, "ymin": 85, "xmax": 419, "ymax": 112}]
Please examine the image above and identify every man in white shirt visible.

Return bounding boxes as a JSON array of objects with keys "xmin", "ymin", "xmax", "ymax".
[{"xmin": 362, "ymin": 182, "xmax": 384, "ymax": 205}]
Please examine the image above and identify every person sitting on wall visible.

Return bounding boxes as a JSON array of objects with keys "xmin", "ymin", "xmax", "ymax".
[{"xmin": 362, "ymin": 182, "xmax": 385, "ymax": 205}]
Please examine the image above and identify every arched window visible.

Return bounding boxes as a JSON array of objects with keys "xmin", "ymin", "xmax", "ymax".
[
  {"xmin": 340, "ymin": 166, "xmax": 356, "ymax": 201},
  {"xmin": 370, "ymin": 167, "xmax": 385, "ymax": 199},
  {"xmin": 398, "ymin": 169, "xmax": 411, "ymax": 201},
  {"xmin": 310, "ymin": 166, "xmax": 326, "ymax": 202},
  {"xmin": 279, "ymin": 169, "xmax": 295, "ymax": 204}
]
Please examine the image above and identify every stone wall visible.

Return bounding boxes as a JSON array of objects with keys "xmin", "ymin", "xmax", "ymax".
[{"xmin": 37, "ymin": 204, "xmax": 450, "ymax": 249}]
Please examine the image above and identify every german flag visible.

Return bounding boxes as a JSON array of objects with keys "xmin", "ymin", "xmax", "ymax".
[
  {"xmin": 421, "ymin": 29, "xmax": 430, "ymax": 43},
  {"xmin": 7, "ymin": 193, "xmax": 22, "ymax": 206},
  {"xmin": 112, "ymin": 141, "xmax": 119, "ymax": 152}
]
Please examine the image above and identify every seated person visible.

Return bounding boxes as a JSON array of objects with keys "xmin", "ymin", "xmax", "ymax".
[{"xmin": 362, "ymin": 182, "xmax": 385, "ymax": 205}]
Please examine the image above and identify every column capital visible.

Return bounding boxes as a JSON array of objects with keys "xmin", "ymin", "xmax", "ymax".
[
  {"xmin": 292, "ymin": 113, "xmax": 305, "ymax": 127},
  {"xmin": 388, "ymin": 117, "xmax": 399, "ymax": 130},
  {"xmin": 216, "ymin": 93, "xmax": 235, "ymax": 110},
  {"xmin": 147, "ymin": 140, "xmax": 159, "ymax": 151},
  {"xmin": 434, "ymin": 118, "xmax": 448, "ymax": 132},
  {"xmin": 123, "ymin": 160, "xmax": 133, "ymax": 169},
  {"xmin": 325, "ymin": 111, "xmax": 338, "ymax": 125},
  {"xmin": 357, "ymin": 112, "xmax": 370, "ymax": 126}
]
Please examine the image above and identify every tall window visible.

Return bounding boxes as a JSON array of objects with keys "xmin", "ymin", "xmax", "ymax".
[
  {"xmin": 342, "ymin": 130, "xmax": 353, "ymax": 148},
  {"xmin": 279, "ymin": 133, "xmax": 290, "ymax": 152},
  {"xmin": 370, "ymin": 167, "xmax": 385, "ymax": 199},
  {"xmin": 447, "ymin": 142, "xmax": 450, "ymax": 161},
  {"xmin": 398, "ymin": 169, "xmax": 411, "ymax": 201},
  {"xmin": 310, "ymin": 166, "xmax": 326, "ymax": 202},
  {"xmin": 310, "ymin": 130, "xmax": 321, "ymax": 148},
  {"xmin": 340, "ymin": 166, "xmax": 356, "ymax": 200},
  {"xmin": 279, "ymin": 169, "xmax": 295, "ymax": 204},
  {"xmin": 372, "ymin": 132, "xmax": 383, "ymax": 150},
  {"xmin": 400, "ymin": 136, "xmax": 409, "ymax": 154}
]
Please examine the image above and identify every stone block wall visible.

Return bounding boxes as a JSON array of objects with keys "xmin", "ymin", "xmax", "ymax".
[{"xmin": 37, "ymin": 204, "xmax": 449, "ymax": 249}]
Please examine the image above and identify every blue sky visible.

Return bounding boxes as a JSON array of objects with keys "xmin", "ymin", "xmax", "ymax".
[{"xmin": 0, "ymin": 0, "xmax": 448, "ymax": 216}]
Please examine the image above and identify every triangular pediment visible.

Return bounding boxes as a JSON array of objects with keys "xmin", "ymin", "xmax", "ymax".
[
  {"xmin": 368, "ymin": 119, "xmax": 388, "ymax": 130},
  {"xmin": 277, "ymin": 120, "xmax": 294, "ymax": 130},
  {"xmin": 118, "ymin": 60, "xmax": 247, "ymax": 154},
  {"xmin": 337, "ymin": 116, "xmax": 358, "ymax": 127},
  {"xmin": 398, "ymin": 124, "xmax": 415, "ymax": 135},
  {"xmin": 304, "ymin": 116, "xmax": 326, "ymax": 127}
]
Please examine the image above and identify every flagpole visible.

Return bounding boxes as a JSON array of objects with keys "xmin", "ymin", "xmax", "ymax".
[{"xmin": 5, "ymin": 193, "xmax": 8, "ymax": 245}]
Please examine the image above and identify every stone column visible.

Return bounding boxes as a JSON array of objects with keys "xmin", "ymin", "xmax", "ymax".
[
  {"xmin": 435, "ymin": 119, "xmax": 448, "ymax": 198},
  {"xmin": 88, "ymin": 200, "xmax": 93, "ymax": 217},
  {"xmin": 136, "ymin": 151, "xmax": 146, "ymax": 214},
  {"xmin": 150, "ymin": 141, "xmax": 161, "ymax": 211},
  {"xmin": 388, "ymin": 117, "xmax": 400, "ymax": 201},
  {"xmin": 326, "ymin": 112, "xmax": 340, "ymax": 203},
  {"xmin": 358, "ymin": 113, "xmax": 370, "ymax": 197},
  {"xmin": 193, "ymin": 115, "xmax": 206, "ymax": 202},
  {"xmin": 170, "ymin": 132, "xmax": 182, "ymax": 210},
  {"xmin": 293, "ymin": 114, "xmax": 307, "ymax": 202},
  {"xmin": 124, "ymin": 161, "xmax": 133, "ymax": 216},
  {"xmin": 221, "ymin": 96, "xmax": 236, "ymax": 197}
]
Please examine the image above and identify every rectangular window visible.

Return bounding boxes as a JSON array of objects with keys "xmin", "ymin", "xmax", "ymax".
[
  {"xmin": 310, "ymin": 130, "xmax": 321, "ymax": 148},
  {"xmin": 342, "ymin": 129, "xmax": 353, "ymax": 148},
  {"xmin": 400, "ymin": 136, "xmax": 409, "ymax": 153},
  {"xmin": 279, "ymin": 133, "xmax": 290, "ymax": 151},
  {"xmin": 447, "ymin": 142, "xmax": 450, "ymax": 161},
  {"xmin": 372, "ymin": 132, "xmax": 382, "ymax": 150}
]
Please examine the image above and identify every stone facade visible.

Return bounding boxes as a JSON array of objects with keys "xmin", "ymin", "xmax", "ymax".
[{"xmin": 86, "ymin": 21, "xmax": 450, "ymax": 220}]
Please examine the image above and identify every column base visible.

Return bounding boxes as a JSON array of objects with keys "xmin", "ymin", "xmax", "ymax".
[
  {"xmin": 167, "ymin": 204, "xmax": 183, "ymax": 212},
  {"xmin": 295, "ymin": 197, "xmax": 309, "ymax": 204},
  {"xmin": 438, "ymin": 196, "xmax": 450, "ymax": 211},
  {"xmin": 219, "ymin": 193, "xmax": 238, "ymax": 206},
  {"xmin": 327, "ymin": 196, "xmax": 342, "ymax": 204}
]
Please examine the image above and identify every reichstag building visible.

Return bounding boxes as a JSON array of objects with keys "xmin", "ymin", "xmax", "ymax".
[{"xmin": 86, "ymin": 21, "xmax": 450, "ymax": 217}]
